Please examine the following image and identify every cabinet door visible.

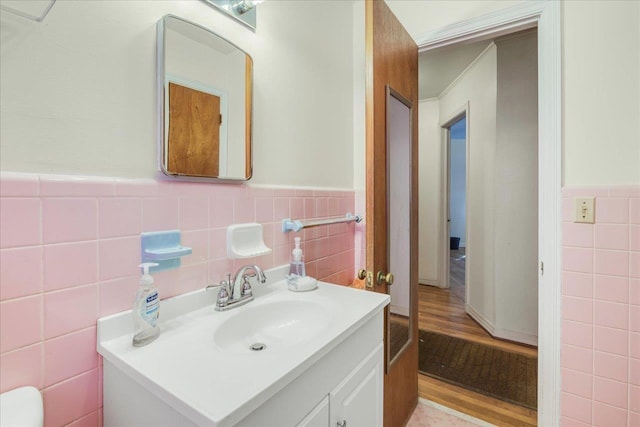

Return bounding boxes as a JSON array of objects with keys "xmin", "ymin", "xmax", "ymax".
[
  {"xmin": 330, "ymin": 343, "xmax": 383, "ymax": 427},
  {"xmin": 296, "ymin": 395, "xmax": 329, "ymax": 427}
]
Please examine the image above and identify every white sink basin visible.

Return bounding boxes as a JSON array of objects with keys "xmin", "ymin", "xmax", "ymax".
[
  {"xmin": 213, "ymin": 300, "xmax": 331, "ymax": 353},
  {"xmin": 97, "ymin": 266, "xmax": 390, "ymax": 426}
]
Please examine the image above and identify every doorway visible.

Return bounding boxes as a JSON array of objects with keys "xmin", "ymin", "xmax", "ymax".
[
  {"xmin": 364, "ymin": 2, "xmax": 562, "ymax": 425},
  {"xmin": 416, "ymin": 28, "xmax": 540, "ymax": 426},
  {"xmin": 446, "ymin": 115, "xmax": 466, "ymax": 302}
]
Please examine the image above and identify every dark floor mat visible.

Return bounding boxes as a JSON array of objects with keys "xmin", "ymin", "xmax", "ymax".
[{"xmin": 419, "ymin": 330, "xmax": 537, "ymax": 410}]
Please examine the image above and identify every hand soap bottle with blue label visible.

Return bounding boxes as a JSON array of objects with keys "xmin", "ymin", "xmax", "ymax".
[{"xmin": 132, "ymin": 262, "xmax": 160, "ymax": 347}]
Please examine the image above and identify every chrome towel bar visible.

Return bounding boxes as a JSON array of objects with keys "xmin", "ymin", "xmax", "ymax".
[{"xmin": 281, "ymin": 213, "xmax": 362, "ymax": 233}]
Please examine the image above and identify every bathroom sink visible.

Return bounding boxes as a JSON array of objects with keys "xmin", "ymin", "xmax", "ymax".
[
  {"xmin": 212, "ymin": 300, "xmax": 331, "ymax": 353},
  {"xmin": 97, "ymin": 266, "xmax": 390, "ymax": 426}
]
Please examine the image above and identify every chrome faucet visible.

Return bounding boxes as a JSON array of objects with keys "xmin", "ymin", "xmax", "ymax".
[{"xmin": 206, "ymin": 264, "xmax": 267, "ymax": 311}]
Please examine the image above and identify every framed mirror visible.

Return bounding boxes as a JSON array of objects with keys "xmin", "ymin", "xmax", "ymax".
[
  {"xmin": 386, "ymin": 85, "xmax": 413, "ymax": 367},
  {"xmin": 157, "ymin": 15, "xmax": 253, "ymax": 181}
]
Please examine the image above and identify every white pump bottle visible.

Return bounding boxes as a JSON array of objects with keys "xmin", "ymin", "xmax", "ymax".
[
  {"xmin": 288, "ymin": 237, "xmax": 305, "ymax": 278},
  {"xmin": 287, "ymin": 237, "xmax": 317, "ymax": 291}
]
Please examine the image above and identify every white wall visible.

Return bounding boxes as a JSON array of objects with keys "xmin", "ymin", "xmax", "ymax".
[
  {"xmin": 418, "ymin": 99, "xmax": 441, "ymax": 285},
  {"xmin": 439, "ymin": 45, "xmax": 497, "ymax": 328},
  {"xmin": 0, "ymin": 0, "xmax": 355, "ymax": 188},
  {"xmin": 563, "ymin": 0, "xmax": 640, "ymax": 186},
  {"xmin": 254, "ymin": 1, "xmax": 354, "ymax": 187},
  {"xmin": 494, "ymin": 31, "xmax": 538, "ymax": 344},
  {"xmin": 386, "ymin": 0, "xmax": 527, "ymax": 42},
  {"xmin": 389, "ymin": 0, "xmax": 640, "ymax": 187},
  {"xmin": 352, "ymin": 0, "xmax": 366, "ymax": 271}
]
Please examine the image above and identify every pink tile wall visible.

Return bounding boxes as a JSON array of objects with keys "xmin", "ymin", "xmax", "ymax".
[
  {"xmin": 561, "ymin": 185, "xmax": 640, "ymax": 427},
  {"xmin": 0, "ymin": 172, "xmax": 356, "ymax": 427}
]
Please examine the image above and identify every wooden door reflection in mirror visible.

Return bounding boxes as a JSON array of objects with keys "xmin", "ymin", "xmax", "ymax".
[{"xmin": 168, "ymin": 82, "xmax": 221, "ymax": 177}]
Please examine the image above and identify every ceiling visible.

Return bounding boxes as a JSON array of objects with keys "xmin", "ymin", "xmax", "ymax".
[{"xmin": 418, "ymin": 39, "xmax": 492, "ymax": 100}]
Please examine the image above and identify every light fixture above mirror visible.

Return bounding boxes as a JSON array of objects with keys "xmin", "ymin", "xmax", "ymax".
[{"xmin": 201, "ymin": 0, "xmax": 264, "ymax": 31}]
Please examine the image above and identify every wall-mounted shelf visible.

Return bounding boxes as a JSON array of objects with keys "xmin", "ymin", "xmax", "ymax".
[
  {"xmin": 227, "ymin": 223, "xmax": 272, "ymax": 259},
  {"xmin": 282, "ymin": 213, "xmax": 362, "ymax": 233},
  {"xmin": 143, "ymin": 246, "xmax": 192, "ymax": 261},
  {"xmin": 141, "ymin": 230, "xmax": 192, "ymax": 273}
]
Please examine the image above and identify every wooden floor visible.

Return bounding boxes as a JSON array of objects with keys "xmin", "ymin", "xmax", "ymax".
[{"xmin": 417, "ymin": 248, "xmax": 538, "ymax": 426}]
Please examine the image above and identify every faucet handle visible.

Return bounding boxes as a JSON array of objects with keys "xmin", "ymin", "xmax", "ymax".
[
  {"xmin": 216, "ymin": 275, "xmax": 231, "ymax": 307},
  {"xmin": 240, "ymin": 276, "xmax": 253, "ymax": 297},
  {"xmin": 216, "ymin": 285, "xmax": 230, "ymax": 307},
  {"xmin": 207, "ymin": 274, "xmax": 233, "ymax": 308},
  {"xmin": 206, "ymin": 274, "xmax": 231, "ymax": 291},
  {"xmin": 205, "ymin": 283, "xmax": 222, "ymax": 291}
]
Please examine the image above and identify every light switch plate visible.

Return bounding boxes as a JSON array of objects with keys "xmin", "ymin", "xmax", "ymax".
[{"xmin": 574, "ymin": 197, "xmax": 595, "ymax": 223}]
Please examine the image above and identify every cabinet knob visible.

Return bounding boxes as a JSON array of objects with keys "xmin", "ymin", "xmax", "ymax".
[
  {"xmin": 357, "ymin": 269, "xmax": 367, "ymax": 280},
  {"xmin": 337, "ymin": 421, "xmax": 347, "ymax": 427}
]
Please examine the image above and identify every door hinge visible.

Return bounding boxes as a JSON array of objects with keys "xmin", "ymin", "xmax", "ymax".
[{"xmin": 540, "ymin": 261, "xmax": 544, "ymax": 275}]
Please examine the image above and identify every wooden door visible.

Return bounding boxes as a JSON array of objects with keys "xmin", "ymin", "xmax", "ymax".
[
  {"xmin": 168, "ymin": 82, "xmax": 221, "ymax": 177},
  {"xmin": 365, "ymin": 0, "xmax": 419, "ymax": 426}
]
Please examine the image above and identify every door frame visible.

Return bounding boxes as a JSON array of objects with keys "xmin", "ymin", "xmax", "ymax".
[
  {"xmin": 416, "ymin": 2, "xmax": 561, "ymax": 425},
  {"xmin": 439, "ymin": 105, "xmax": 469, "ymax": 295}
]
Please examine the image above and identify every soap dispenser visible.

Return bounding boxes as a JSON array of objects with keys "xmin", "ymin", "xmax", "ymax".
[
  {"xmin": 287, "ymin": 237, "xmax": 317, "ymax": 291},
  {"xmin": 132, "ymin": 262, "xmax": 160, "ymax": 347},
  {"xmin": 288, "ymin": 237, "xmax": 306, "ymax": 278}
]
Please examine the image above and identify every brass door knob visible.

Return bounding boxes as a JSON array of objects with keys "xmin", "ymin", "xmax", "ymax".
[
  {"xmin": 377, "ymin": 271, "xmax": 394, "ymax": 285},
  {"xmin": 357, "ymin": 269, "xmax": 367, "ymax": 280}
]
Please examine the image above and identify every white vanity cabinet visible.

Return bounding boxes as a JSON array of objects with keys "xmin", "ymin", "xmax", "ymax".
[
  {"xmin": 329, "ymin": 343, "xmax": 383, "ymax": 427},
  {"xmin": 98, "ymin": 276, "xmax": 389, "ymax": 427},
  {"xmin": 296, "ymin": 396, "xmax": 329, "ymax": 427},
  {"xmin": 236, "ymin": 314, "xmax": 384, "ymax": 427},
  {"xmin": 295, "ymin": 343, "xmax": 383, "ymax": 427}
]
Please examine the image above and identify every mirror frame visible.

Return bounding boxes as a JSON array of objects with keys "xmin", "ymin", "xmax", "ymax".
[
  {"xmin": 156, "ymin": 14, "xmax": 253, "ymax": 182},
  {"xmin": 385, "ymin": 85, "xmax": 414, "ymax": 370}
]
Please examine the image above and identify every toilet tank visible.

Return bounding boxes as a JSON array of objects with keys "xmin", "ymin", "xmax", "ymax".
[{"xmin": 0, "ymin": 386, "xmax": 43, "ymax": 427}]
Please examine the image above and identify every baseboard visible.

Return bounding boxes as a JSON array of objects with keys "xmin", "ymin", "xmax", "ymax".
[
  {"xmin": 419, "ymin": 278, "xmax": 445, "ymax": 288},
  {"xmin": 492, "ymin": 327, "xmax": 538, "ymax": 347},
  {"xmin": 390, "ymin": 304, "xmax": 409, "ymax": 317},
  {"xmin": 465, "ymin": 303, "xmax": 496, "ymax": 336},
  {"xmin": 465, "ymin": 304, "xmax": 538, "ymax": 346}
]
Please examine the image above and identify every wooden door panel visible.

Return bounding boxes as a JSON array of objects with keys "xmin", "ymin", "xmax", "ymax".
[
  {"xmin": 365, "ymin": 0, "xmax": 419, "ymax": 426},
  {"xmin": 168, "ymin": 82, "xmax": 220, "ymax": 177}
]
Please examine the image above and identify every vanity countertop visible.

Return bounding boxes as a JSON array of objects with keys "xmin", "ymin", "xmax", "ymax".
[{"xmin": 97, "ymin": 267, "xmax": 389, "ymax": 427}]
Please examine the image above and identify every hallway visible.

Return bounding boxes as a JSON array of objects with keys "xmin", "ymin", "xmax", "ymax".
[{"xmin": 417, "ymin": 250, "xmax": 538, "ymax": 426}]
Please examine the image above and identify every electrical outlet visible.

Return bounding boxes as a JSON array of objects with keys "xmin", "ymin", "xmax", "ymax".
[{"xmin": 574, "ymin": 197, "xmax": 595, "ymax": 223}]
